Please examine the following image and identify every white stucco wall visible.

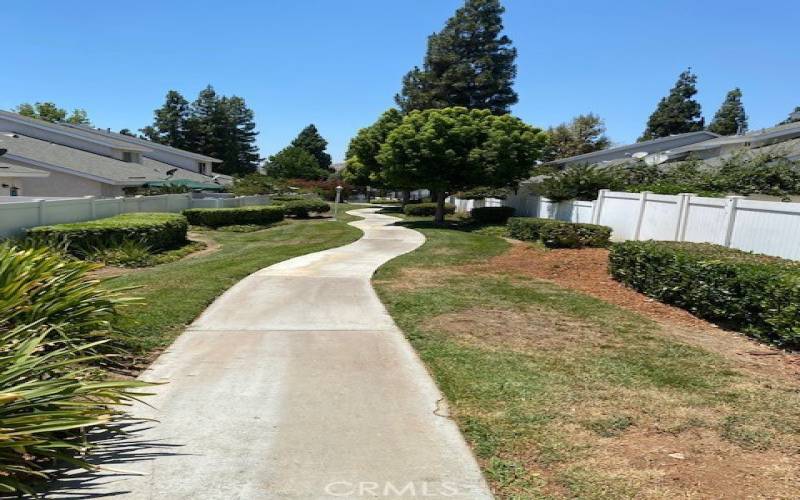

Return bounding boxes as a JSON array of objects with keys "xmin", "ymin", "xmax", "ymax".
[{"xmin": 21, "ymin": 170, "xmax": 123, "ymax": 197}]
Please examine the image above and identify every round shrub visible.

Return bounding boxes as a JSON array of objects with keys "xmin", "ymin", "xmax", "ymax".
[
  {"xmin": 27, "ymin": 213, "xmax": 188, "ymax": 255},
  {"xmin": 183, "ymin": 205, "xmax": 285, "ymax": 227},
  {"xmin": 507, "ymin": 217, "xmax": 611, "ymax": 248},
  {"xmin": 470, "ymin": 206, "xmax": 515, "ymax": 224},
  {"xmin": 277, "ymin": 199, "xmax": 331, "ymax": 218},
  {"xmin": 403, "ymin": 202, "xmax": 456, "ymax": 217}
]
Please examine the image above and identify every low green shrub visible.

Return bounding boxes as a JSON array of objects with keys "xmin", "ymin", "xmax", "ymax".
[
  {"xmin": 403, "ymin": 202, "xmax": 456, "ymax": 217},
  {"xmin": 183, "ymin": 205, "xmax": 285, "ymax": 227},
  {"xmin": 609, "ymin": 241, "xmax": 800, "ymax": 348},
  {"xmin": 470, "ymin": 206, "xmax": 516, "ymax": 224},
  {"xmin": 27, "ymin": 213, "xmax": 187, "ymax": 255},
  {"xmin": 276, "ymin": 199, "xmax": 331, "ymax": 218},
  {"xmin": 507, "ymin": 217, "xmax": 611, "ymax": 248}
]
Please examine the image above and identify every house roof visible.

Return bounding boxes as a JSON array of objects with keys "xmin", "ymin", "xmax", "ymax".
[
  {"xmin": 548, "ymin": 131, "xmax": 719, "ymax": 166},
  {"xmin": 0, "ymin": 110, "xmax": 152, "ymax": 152},
  {"xmin": 0, "ymin": 159, "xmax": 50, "ymax": 178},
  {"xmin": 0, "ymin": 133, "xmax": 220, "ymax": 186},
  {"xmin": 669, "ymin": 121, "xmax": 800, "ymax": 156},
  {"xmin": 62, "ymin": 123, "xmax": 222, "ymax": 163}
]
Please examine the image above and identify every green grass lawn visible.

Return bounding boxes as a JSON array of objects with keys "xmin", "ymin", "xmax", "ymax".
[
  {"xmin": 106, "ymin": 213, "xmax": 362, "ymax": 365},
  {"xmin": 373, "ymin": 217, "xmax": 800, "ymax": 499}
]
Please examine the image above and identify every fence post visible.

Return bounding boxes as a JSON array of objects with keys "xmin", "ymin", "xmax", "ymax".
[
  {"xmin": 591, "ymin": 189, "xmax": 608, "ymax": 224},
  {"xmin": 722, "ymin": 195, "xmax": 744, "ymax": 247},
  {"xmin": 135, "ymin": 195, "xmax": 143, "ymax": 212},
  {"xmin": 36, "ymin": 199, "xmax": 46, "ymax": 226},
  {"xmin": 84, "ymin": 196, "xmax": 96, "ymax": 219},
  {"xmin": 632, "ymin": 191, "xmax": 651, "ymax": 241},
  {"xmin": 674, "ymin": 193, "xmax": 695, "ymax": 242},
  {"xmin": 216, "ymin": 198, "xmax": 223, "ymax": 208}
]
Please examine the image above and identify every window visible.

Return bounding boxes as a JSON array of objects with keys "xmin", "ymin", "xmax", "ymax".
[
  {"xmin": 122, "ymin": 152, "xmax": 133, "ymax": 162},
  {"xmin": 199, "ymin": 162, "xmax": 209, "ymax": 175}
]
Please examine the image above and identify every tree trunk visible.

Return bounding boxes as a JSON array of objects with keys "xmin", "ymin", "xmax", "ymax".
[{"xmin": 434, "ymin": 191, "xmax": 446, "ymax": 225}]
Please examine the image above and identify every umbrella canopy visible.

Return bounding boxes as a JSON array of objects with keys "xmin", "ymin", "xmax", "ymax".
[{"xmin": 144, "ymin": 179, "xmax": 225, "ymax": 191}]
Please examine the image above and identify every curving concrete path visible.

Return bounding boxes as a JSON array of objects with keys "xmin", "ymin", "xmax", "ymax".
[{"xmin": 55, "ymin": 208, "xmax": 492, "ymax": 499}]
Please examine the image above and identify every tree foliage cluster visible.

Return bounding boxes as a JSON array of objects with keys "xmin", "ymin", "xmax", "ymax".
[
  {"xmin": 534, "ymin": 152, "xmax": 800, "ymax": 201},
  {"xmin": 396, "ymin": 0, "xmax": 518, "ymax": 115},
  {"xmin": 542, "ymin": 113, "xmax": 610, "ymax": 162},
  {"xmin": 140, "ymin": 87, "xmax": 260, "ymax": 175},
  {"xmin": 263, "ymin": 124, "xmax": 333, "ymax": 180},
  {"xmin": 16, "ymin": 102, "xmax": 90, "ymax": 125}
]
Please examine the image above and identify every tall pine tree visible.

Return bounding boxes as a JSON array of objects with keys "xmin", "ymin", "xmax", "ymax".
[
  {"xmin": 142, "ymin": 86, "xmax": 260, "ymax": 176},
  {"xmin": 707, "ymin": 88, "xmax": 747, "ymax": 136},
  {"xmin": 395, "ymin": 0, "xmax": 518, "ymax": 115},
  {"xmin": 778, "ymin": 106, "xmax": 800, "ymax": 125},
  {"xmin": 291, "ymin": 124, "xmax": 332, "ymax": 170},
  {"xmin": 139, "ymin": 90, "xmax": 190, "ymax": 148},
  {"xmin": 639, "ymin": 69, "xmax": 704, "ymax": 141}
]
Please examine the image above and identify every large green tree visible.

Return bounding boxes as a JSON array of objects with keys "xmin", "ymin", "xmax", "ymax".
[
  {"xmin": 139, "ymin": 90, "xmax": 191, "ymax": 148},
  {"xmin": 542, "ymin": 113, "xmax": 611, "ymax": 161},
  {"xmin": 16, "ymin": 102, "xmax": 90, "ymax": 125},
  {"xmin": 377, "ymin": 107, "xmax": 546, "ymax": 223},
  {"xmin": 639, "ymin": 69, "xmax": 704, "ymax": 141},
  {"xmin": 142, "ymin": 86, "xmax": 260, "ymax": 175},
  {"xmin": 395, "ymin": 0, "xmax": 518, "ymax": 115},
  {"xmin": 291, "ymin": 124, "xmax": 332, "ymax": 170},
  {"xmin": 707, "ymin": 88, "xmax": 747, "ymax": 136},
  {"xmin": 343, "ymin": 109, "xmax": 404, "ymax": 187},
  {"xmin": 264, "ymin": 146, "xmax": 328, "ymax": 180}
]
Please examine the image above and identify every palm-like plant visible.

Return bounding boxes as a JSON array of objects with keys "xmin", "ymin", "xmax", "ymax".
[{"xmin": 0, "ymin": 243, "xmax": 152, "ymax": 494}]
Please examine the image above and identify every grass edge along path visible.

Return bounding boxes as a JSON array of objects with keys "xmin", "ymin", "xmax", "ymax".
[
  {"xmin": 106, "ymin": 212, "xmax": 363, "ymax": 369},
  {"xmin": 372, "ymin": 217, "xmax": 800, "ymax": 499}
]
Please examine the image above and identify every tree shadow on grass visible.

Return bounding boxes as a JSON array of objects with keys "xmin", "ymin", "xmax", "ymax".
[{"xmin": 38, "ymin": 421, "xmax": 187, "ymax": 499}]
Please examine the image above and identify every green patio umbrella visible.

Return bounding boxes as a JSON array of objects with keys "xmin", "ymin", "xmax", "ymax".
[{"xmin": 144, "ymin": 179, "xmax": 225, "ymax": 191}]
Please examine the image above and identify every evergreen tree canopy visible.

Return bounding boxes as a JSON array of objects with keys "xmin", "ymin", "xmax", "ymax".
[
  {"xmin": 542, "ymin": 113, "xmax": 611, "ymax": 161},
  {"xmin": 395, "ymin": 0, "xmax": 518, "ymax": 115},
  {"xmin": 639, "ymin": 69, "xmax": 704, "ymax": 141},
  {"xmin": 140, "ymin": 91, "xmax": 190, "ymax": 148},
  {"xmin": 141, "ymin": 86, "xmax": 260, "ymax": 176},
  {"xmin": 265, "ymin": 146, "xmax": 328, "ymax": 180},
  {"xmin": 377, "ymin": 107, "xmax": 546, "ymax": 223},
  {"xmin": 343, "ymin": 109, "xmax": 404, "ymax": 187},
  {"xmin": 707, "ymin": 88, "xmax": 748, "ymax": 136},
  {"xmin": 16, "ymin": 102, "xmax": 90, "ymax": 125},
  {"xmin": 291, "ymin": 124, "xmax": 332, "ymax": 170},
  {"xmin": 778, "ymin": 106, "xmax": 800, "ymax": 125}
]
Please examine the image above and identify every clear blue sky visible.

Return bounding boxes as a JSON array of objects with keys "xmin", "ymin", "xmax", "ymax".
[{"xmin": 3, "ymin": 0, "xmax": 798, "ymax": 163}]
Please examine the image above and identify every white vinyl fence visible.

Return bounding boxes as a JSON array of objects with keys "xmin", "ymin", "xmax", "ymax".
[
  {"xmin": 449, "ymin": 187, "xmax": 800, "ymax": 261},
  {"xmin": 0, "ymin": 194, "xmax": 271, "ymax": 238}
]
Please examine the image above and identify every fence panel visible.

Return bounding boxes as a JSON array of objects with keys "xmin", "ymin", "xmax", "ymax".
[
  {"xmin": 0, "ymin": 194, "xmax": 274, "ymax": 238},
  {"xmin": 638, "ymin": 194, "xmax": 681, "ymax": 241},
  {"xmin": 682, "ymin": 197, "xmax": 727, "ymax": 245},
  {"xmin": 729, "ymin": 199, "xmax": 800, "ymax": 260}
]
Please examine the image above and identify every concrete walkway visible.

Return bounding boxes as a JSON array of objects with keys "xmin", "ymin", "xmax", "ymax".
[{"xmin": 55, "ymin": 208, "xmax": 492, "ymax": 499}]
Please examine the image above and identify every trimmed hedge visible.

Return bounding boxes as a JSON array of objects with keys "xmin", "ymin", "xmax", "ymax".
[
  {"xmin": 609, "ymin": 241, "xmax": 800, "ymax": 348},
  {"xmin": 403, "ymin": 202, "xmax": 456, "ymax": 217},
  {"xmin": 183, "ymin": 205, "xmax": 285, "ymax": 227},
  {"xmin": 470, "ymin": 206, "xmax": 515, "ymax": 224},
  {"xmin": 507, "ymin": 217, "xmax": 611, "ymax": 248},
  {"xmin": 27, "ymin": 213, "xmax": 188, "ymax": 254},
  {"xmin": 276, "ymin": 199, "xmax": 331, "ymax": 218}
]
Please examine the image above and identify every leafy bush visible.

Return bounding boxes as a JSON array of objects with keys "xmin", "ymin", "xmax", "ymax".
[
  {"xmin": 455, "ymin": 186, "xmax": 512, "ymax": 200},
  {"xmin": 507, "ymin": 217, "xmax": 611, "ymax": 248},
  {"xmin": 403, "ymin": 202, "xmax": 456, "ymax": 216},
  {"xmin": 470, "ymin": 206, "xmax": 516, "ymax": 224},
  {"xmin": 82, "ymin": 239, "xmax": 155, "ymax": 267},
  {"xmin": 276, "ymin": 199, "xmax": 331, "ymax": 218},
  {"xmin": 282, "ymin": 178, "xmax": 353, "ymax": 201},
  {"xmin": 0, "ymin": 244, "xmax": 130, "ymax": 344},
  {"xmin": 0, "ymin": 244, "xmax": 149, "ymax": 493},
  {"xmin": 533, "ymin": 164, "xmax": 620, "ymax": 201},
  {"xmin": 27, "ymin": 213, "xmax": 188, "ymax": 255},
  {"xmin": 609, "ymin": 241, "xmax": 800, "ymax": 348},
  {"xmin": 183, "ymin": 205, "xmax": 285, "ymax": 227}
]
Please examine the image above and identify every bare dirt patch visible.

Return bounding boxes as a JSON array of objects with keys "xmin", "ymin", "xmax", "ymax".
[{"xmin": 476, "ymin": 243, "xmax": 800, "ymax": 381}]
